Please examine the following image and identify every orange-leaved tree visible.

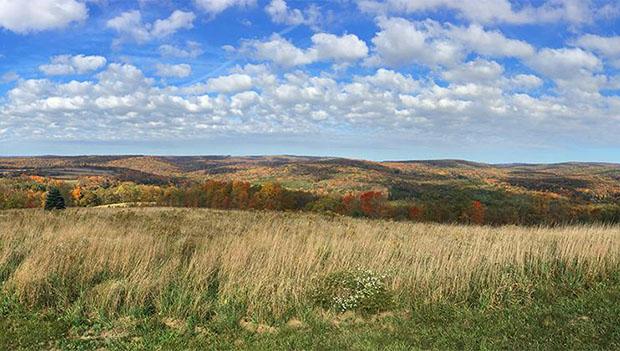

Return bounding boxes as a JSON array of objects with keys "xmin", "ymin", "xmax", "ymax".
[
  {"xmin": 408, "ymin": 205, "xmax": 424, "ymax": 221},
  {"xmin": 470, "ymin": 200, "xmax": 485, "ymax": 225},
  {"xmin": 359, "ymin": 191, "xmax": 384, "ymax": 218}
]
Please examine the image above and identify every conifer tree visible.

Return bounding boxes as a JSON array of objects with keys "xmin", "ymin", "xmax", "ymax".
[{"xmin": 44, "ymin": 187, "xmax": 66, "ymax": 211}]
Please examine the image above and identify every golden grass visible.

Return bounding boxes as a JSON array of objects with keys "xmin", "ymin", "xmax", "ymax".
[{"xmin": 0, "ymin": 208, "xmax": 619, "ymax": 318}]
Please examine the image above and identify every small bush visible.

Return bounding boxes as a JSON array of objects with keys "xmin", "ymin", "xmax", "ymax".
[{"xmin": 310, "ymin": 269, "xmax": 392, "ymax": 314}]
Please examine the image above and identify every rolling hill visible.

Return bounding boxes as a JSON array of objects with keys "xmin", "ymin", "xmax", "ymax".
[{"xmin": 1, "ymin": 155, "xmax": 620, "ymax": 205}]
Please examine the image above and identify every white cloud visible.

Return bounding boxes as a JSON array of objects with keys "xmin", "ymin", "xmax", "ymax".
[
  {"xmin": 2, "ymin": 62, "xmax": 620, "ymax": 149},
  {"xmin": 39, "ymin": 55, "xmax": 107, "ymax": 76},
  {"xmin": 356, "ymin": 0, "xmax": 595, "ymax": 25},
  {"xmin": 155, "ymin": 63, "xmax": 192, "ymax": 78},
  {"xmin": 266, "ymin": 0, "xmax": 304, "ymax": 25},
  {"xmin": 194, "ymin": 0, "xmax": 255, "ymax": 16},
  {"xmin": 206, "ymin": 74, "xmax": 253, "ymax": 93},
  {"xmin": 181, "ymin": 74, "xmax": 254, "ymax": 94},
  {"xmin": 510, "ymin": 74, "xmax": 544, "ymax": 90},
  {"xmin": 151, "ymin": 10, "xmax": 195, "ymax": 37},
  {"xmin": 367, "ymin": 18, "xmax": 535, "ymax": 68},
  {"xmin": 1, "ymin": 71, "xmax": 19, "ymax": 83},
  {"xmin": 355, "ymin": 69, "xmax": 418, "ymax": 93},
  {"xmin": 72, "ymin": 55, "xmax": 107, "ymax": 72},
  {"xmin": 0, "ymin": 0, "xmax": 87, "ymax": 34},
  {"xmin": 526, "ymin": 47, "xmax": 602, "ymax": 80},
  {"xmin": 524, "ymin": 47, "xmax": 608, "ymax": 101},
  {"xmin": 244, "ymin": 34, "xmax": 315, "ymax": 67},
  {"xmin": 440, "ymin": 60, "xmax": 543, "ymax": 91},
  {"xmin": 442, "ymin": 59, "xmax": 504, "ymax": 83},
  {"xmin": 265, "ymin": 0, "xmax": 321, "ymax": 29},
  {"xmin": 241, "ymin": 32, "xmax": 368, "ymax": 67},
  {"xmin": 230, "ymin": 91, "xmax": 260, "ymax": 113},
  {"xmin": 447, "ymin": 24, "xmax": 534, "ymax": 59},
  {"xmin": 106, "ymin": 10, "xmax": 150, "ymax": 43},
  {"xmin": 159, "ymin": 41, "xmax": 204, "ymax": 58},
  {"xmin": 107, "ymin": 10, "xmax": 195, "ymax": 44},
  {"xmin": 95, "ymin": 63, "xmax": 154, "ymax": 95},
  {"xmin": 596, "ymin": 3, "xmax": 620, "ymax": 19},
  {"xmin": 574, "ymin": 34, "xmax": 620, "ymax": 68},
  {"xmin": 311, "ymin": 33, "xmax": 369, "ymax": 62},
  {"xmin": 368, "ymin": 17, "xmax": 462, "ymax": 67}
]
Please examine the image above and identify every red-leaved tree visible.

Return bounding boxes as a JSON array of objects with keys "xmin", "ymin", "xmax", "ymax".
[{"xmin": 470, "ymin": 200, "xmax": 485, "ymax": 225}]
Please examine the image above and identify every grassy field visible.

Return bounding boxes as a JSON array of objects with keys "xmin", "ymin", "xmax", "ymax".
[{"xmin": 1, "ymin": 208, "xmax": 619, "ymax": 350}]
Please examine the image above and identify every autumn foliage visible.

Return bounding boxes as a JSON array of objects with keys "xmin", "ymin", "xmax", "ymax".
[
  {"xmin": 359, "ymin": 191, "xmax": 384, "ymax": 217},
  {"xmin": 1, "ymin": 174, "xmax": 620, "ymax": 226},
  {"xmin": 470, "ymin": 200, "xmax": 485, "ymax": 225},
  {"xmin": 408, "ymin": 206, "xmax": 423, "ymax": 221}
]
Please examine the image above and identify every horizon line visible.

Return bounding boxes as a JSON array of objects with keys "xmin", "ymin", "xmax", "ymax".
[{"xmin": 1, "ymin": 154, "xmax": 620, "ymax": 167}]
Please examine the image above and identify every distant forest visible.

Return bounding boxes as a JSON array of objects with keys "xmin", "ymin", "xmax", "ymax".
[{"xmin": 2, "ymin": 175, "xmax": 620, "ymax": 226}]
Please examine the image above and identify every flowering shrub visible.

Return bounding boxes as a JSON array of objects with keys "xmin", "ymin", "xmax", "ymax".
[{"xmin": 311, "ymin": 269, "xmax": 392, "ymax": 314}]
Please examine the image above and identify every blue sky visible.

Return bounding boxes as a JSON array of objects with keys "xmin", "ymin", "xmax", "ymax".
[{"xmin": 1, "ymin": 0, "xmax": 620, "ymax": 163}]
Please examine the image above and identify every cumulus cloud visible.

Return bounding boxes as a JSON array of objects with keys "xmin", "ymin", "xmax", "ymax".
[
  {"xmin": 447, "ymin": 24, "xmax": 535, "ymax": 58},
  {"xmin": 368, "ymin": 17, "xmax": 462, "ymax": 67},
  {"xmin": 151, "ymin": 10, "xmax": 196, "ymax": 37},
  {"xmin": 367, "ymin": 17, "xmax": 535, "ymax": 68},
  {"xmin": 509, "ymin": 74, "xmax": 544, "ymax": 90},
  {"xmin": 439, "ymin": 59, "xmax": 543, "ymax": 91},
  {"xmin": 312, "ymin": 33, "xmax": 369, "ymax": 62},
  {"xmin": 106, "ymin": 10, "xmax": 150, "ymax": 43},
  {"xmin": 2, "ymin": 61, "xmax": 619, "ymax": 150},
  {"xmin": 159, "ymin": 41, "xmax": 204, "ymax": 58},
  {"xmin": 361, "ymin": 18, "xmax": 606, "ymax": 98},
  {"xmin": 204, "ymin": 74, "xmax": 253, "ymax": 93},
  {"xmin": 442, "ymin": 60, "xmax": 504, "ymax": 83},
  {"xmin": 106, "ymin": 10, "xmax": 195, "ymax": 45},
  {"xmin": 354, "ymin": 69, "xmax": 419, "ymax": 93},
  {"xmin": 266, "ymin": 0, "xmax": 303, "ymax": 25},
  {"xmin": 242, "ymin": 34, "xmax": 314, "ymax": 67},
  {"xmin": 0, "ymin": 0, "xmax": 88, "ymax": 34},
  {"xmin": 265, "ymin": 0, "xmax": 321, "ymax": 29},
  {"xmin": 194, "ymin": 0, "xmax": 255, "ymax": 16},
  {"xmin": 39, "ymin": 55, "xmax": 107, "ymax": 76},
  {"xmin": 526, "ymin": 47, "xmax": 602, "ymax": 79},
  {"xmin": 241, "ymin": 32, "xmax": 368, "ymax": 67},
  {"xmin": 523, "ymin": 47, "xmax": 608, "ymax": 101},
  {"xmin": 356, "ymin": 0, "xmax": 596, "ymax": 25},
  {"xmin": 155, "ymin": 63, "xmax": 192, "ymax": 78},
  {"xmin": 574, "ymin": 34, "xmax": 620, "ymax": 68},
  {"xmin": 1, "ymin": 0, "xmax": 619, "ymax": 158}
]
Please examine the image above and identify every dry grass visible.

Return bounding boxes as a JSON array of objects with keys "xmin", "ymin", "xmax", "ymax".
[{"xmin": 0, "ymin": 208, "xmax": 619, "ymax": 318}]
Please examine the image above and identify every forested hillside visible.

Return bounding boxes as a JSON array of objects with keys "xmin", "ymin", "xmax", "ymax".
[{"xmin": 2, "ymin": 156, "xmax": 620, "ymax": 225}]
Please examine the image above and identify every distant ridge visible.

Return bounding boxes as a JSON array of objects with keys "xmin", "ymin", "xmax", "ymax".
[
  {"xmin": 384, "ymin": 159, "xmax": 491, "ymax": 168},
  {"xmin": 2, "ymin": 154, "xmax": 620, "ymax": 168},
  {"xmin": 2, "ymin": 154, "xmax": 620, "ymax": 210}
]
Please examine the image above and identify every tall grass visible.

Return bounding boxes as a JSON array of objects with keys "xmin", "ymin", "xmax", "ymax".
[{"xmin": 0, "ymin": 208, "xmax": 618, "ymax": 319}]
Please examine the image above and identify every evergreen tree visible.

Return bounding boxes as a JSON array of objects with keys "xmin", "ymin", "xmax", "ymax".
[{"xmin": 45, "ymin": 187, "xmax": 66, "ymax": 210}]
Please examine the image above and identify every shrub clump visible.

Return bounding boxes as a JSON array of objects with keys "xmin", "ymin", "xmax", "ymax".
[{"xmin": 311, "ymin": 269, "xmax": 392, "ymax": 314}]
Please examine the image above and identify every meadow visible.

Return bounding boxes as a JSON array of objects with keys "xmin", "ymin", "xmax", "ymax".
[{"xmin": 1, "ymin": 207, "xmax": 619, "ymax": 349}]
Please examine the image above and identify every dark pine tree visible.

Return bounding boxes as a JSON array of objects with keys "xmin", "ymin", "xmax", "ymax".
[{"xmin": 45, "ymin": 187, "xmax": 66, "ymax": 211}]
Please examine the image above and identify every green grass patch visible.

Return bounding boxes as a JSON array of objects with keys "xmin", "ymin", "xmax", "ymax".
[{"xmin": 1, "ymin": 280, "xmax": 619, "ymax": 350}]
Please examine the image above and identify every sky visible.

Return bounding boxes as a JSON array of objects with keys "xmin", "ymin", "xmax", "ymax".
[{"xmin": 1, "ymin": 0, "xmax": 620, "ymax": 163}]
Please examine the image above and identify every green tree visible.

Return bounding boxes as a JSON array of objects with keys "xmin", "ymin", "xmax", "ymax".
[
  {"xmin": 44, "ymin": 187, "xmax": 66, "ymax": 211},
  {"xmin": 79, "ymin": 191, "xmax": 101, "ymax": 207}
]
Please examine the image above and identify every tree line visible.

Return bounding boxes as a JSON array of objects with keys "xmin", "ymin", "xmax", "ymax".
[{"xmin": 1, "ymin": 176, "xmax": 620, "ymax": 225}]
